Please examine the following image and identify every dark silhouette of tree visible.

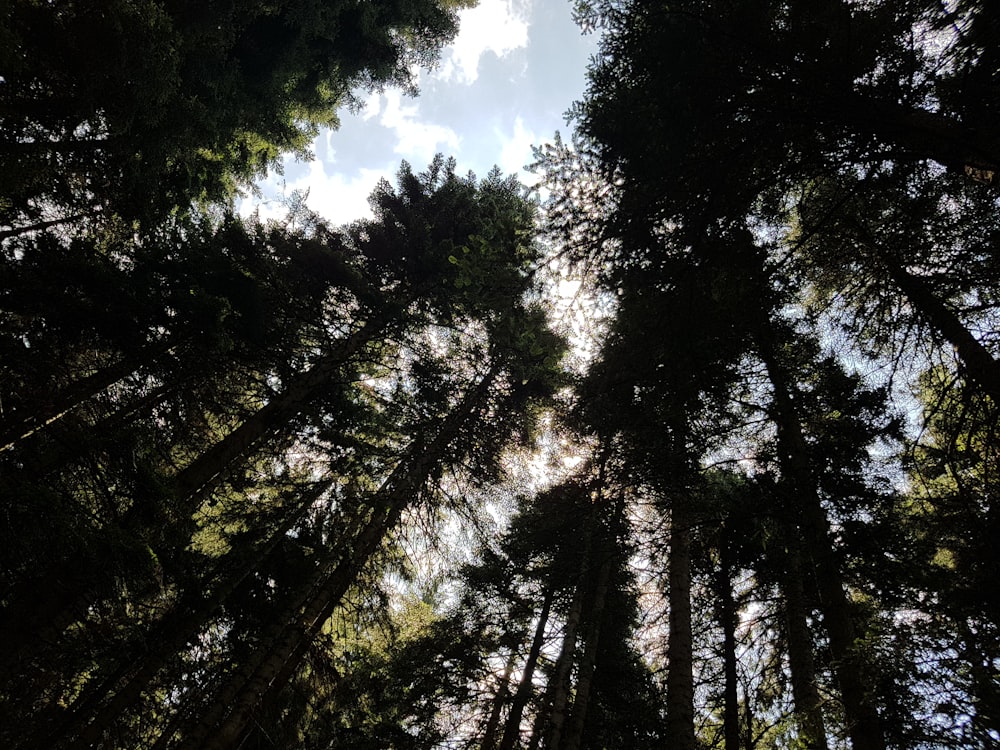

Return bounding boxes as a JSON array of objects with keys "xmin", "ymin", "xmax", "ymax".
[{"xmin": 0, "ymin": 0, "xmax": 473, "ymax": 227}]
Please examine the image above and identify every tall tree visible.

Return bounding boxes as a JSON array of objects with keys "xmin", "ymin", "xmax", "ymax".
[{"xmin": 0, "ymin": 0, "xmax": 473, "ymax": 226}]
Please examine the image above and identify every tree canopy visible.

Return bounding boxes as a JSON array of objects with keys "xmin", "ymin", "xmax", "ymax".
[{"xmin": 3, "ymin": 1, "xmax": 1000, "ymax": 748}]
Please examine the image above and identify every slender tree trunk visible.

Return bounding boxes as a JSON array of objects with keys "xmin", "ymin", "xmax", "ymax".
[
  {"xmin": 0, "ymin": 335, "xmax": 182, "ymax": 453},
  {"xmin": 562, "ymin": 555, "xmax": 611, "ymax": 750},
  {"xmin": 526, "ymin": 696, "xmax": 547, "ymax": 750},
  {"xmin": 665, "ymin": 497, "xmax": 697, "ymax": 750},
  {"xmin": 545, "ymin": 581, "xmax": 585, "ymax": 750},
  {"xmin": 2, "ymin": 300, "xmax": 394, "ymax": 673},
  {"xmin": 880, "ymin": 255, "xmax": 1000, "ymax": 404},
  {"xmin": 46, "ymin": 482, "xmax": 331, "ymax": 750},
  {"xmin": 172, "ymin": 368, "xmax": 498, "ymax": 750},
  {"xmin": 498, "ymin": 586, "xmax": 555, "ymax": 750},
  {"xmin": 3, "ymin": 311, "xmax": 398, "ymax": 730},
  {"xmin": 482, "ymin": 652, "xmax": 518, "ymax": 750},
  {"xmin": 777, "ymin": 537, "xmax": 830, "ymax": 750},
  {"xmin": 0, "ymin": 212, "xmax": 88, "ymax": 241},
  {"xmin": 171, "ymin": 310, "xmax": 393, "ymax": 510},
  {"xmin": 848, "ymin": 94, "xmax": 1000, "ymax": 180},
  {"xmin": 755, "ymin": 332, "xmax": 886, "ymax": 750},
  {"xmin": 717, "ymin": 534, "xmax": 742, "ymax": 750}
]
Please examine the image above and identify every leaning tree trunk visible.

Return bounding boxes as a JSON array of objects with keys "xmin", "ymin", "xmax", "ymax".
[
  {"xmin": 4, "ymin": 313, "xmax": 392, "ymax": 700},
  {"xmin": 45, "ymin": 481, "xmax": 333, "ymax": 750},
  {"xmin": 543, "ymin": 533, "xmax": 590, "ymax": 750},
  {"xmin": 0, "ymin": 334, "xmax": 184, "ymax": 453},
  {"xmin": 498, "ymin": 586, "xmax": 555, "ymax": 750},
  {"xmin": 0, "ymin": 211, "xmax": 89, "ymax": 241},
  {"xmin": 482, "ymin": 651, "xmax": 518, "ymax": 750},
  {"xmin": 846, "ymin": 94, "xmax": 1000, "ymax": 182},
  {"xmin": 168, "ymin": 368, "xmax": 499, "ymax": 750},
  {"xmin": 171, "ymin": 309, "xmax": 397, "ymax": 511},
  {"xmin": 880, "ymin": 253, "xmax": 1000, "ymax": 405},
  {"xmin": 756, "ymin": 330, "xmax": 886, "ymax": 750},
  {"xmin": 0, "ymin": 312, "xmax": 393, "ymax": 692}
]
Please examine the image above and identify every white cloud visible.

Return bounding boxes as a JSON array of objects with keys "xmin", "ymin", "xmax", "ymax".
[
  {"xmin": 497, "ymin": 116, "xmax": 539, "ymax": 183},
  {"xmin": 378, "ymin": 91, "xmax": 461, "ymax": 164},
  {"xmin": 358, "ymin": 91, "xmax": 382, "ymax": 121},
  {"xmin": 439, "ymin": 0, "xmax": 530, "ymax": 84},
  {"xmin": 242, "ymin": 153, "xmax": 389, "ymax": 227},
  {"xmin": 292, "ymin": 160, "xmax": 387, "ymax": 225}
]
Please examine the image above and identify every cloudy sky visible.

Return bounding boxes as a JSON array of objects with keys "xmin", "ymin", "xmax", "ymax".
[{"xmin": 248, "ymin": 0, "xmax": 597, "ymax": 225}]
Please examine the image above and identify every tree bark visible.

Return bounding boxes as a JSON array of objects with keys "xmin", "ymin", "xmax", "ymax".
[
  {"xmin": 777, "ymin": 537, "xmax": 830, "ymax": 750},
  {"xmin": 172, "ymin": 367, "xmax": 498, "ymax": 750},
  {"xmin": 717, "ymin": 532, "xmax": 743, "ymax": 750},
  {"xmin": 880, "ymin": 255, "xmax": 1000, "ymax": 405},
  {"xmin": 171, "ymin": 310, "xmax": 394, "ymax": 511},
  {"xmin": 665, "ymin": 497, "xmax": 697, "ymax": 750},
  {"xmin": 755, "ymin": 330, "xmax": 886, "ymax": 750},
  {"xmin": 562, "ymin": 555, "xmax": 611, "ymax": 750},
  {"xmin": 0, "ymin": 335, "xmax": 182, "ymax": 453},
  {"xmin": 498, "ymin": 586, "xmax": 554, "ymax": 750},
  {"xmin": 482, "ymin": 651, "xmax": 518, "ymax": 750},
  {"xmin": 544, "ymin": 580, "xmax": 585, "ymax": 750},
  {"xmin": 47, "ymin": 482, "xmax": 331, "ymax": 750},
  {"xmin": 848, "ymin": 94, "xmax": 1000, "ymax": 180},
  {"xmin": 0, "ymin": 212, "xmax": 88, "ymax": 241}
]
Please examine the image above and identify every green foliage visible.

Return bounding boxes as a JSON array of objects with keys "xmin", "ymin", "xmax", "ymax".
[
  {"xmin": 0, "ymin": 0, "xmax": 462, "ymax": 224},
  {"xmin": 0, "ymin": 152, "xmax": 569, "ymax": 748}
]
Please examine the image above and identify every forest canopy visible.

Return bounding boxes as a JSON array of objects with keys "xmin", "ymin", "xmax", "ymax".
[{"xmin": 2, "ymin": 1, "xmax": 1000, "ymax": 749}]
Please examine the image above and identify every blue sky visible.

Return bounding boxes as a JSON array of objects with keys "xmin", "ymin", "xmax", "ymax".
[{"xmin": 248, "ymin": 0, "xmax": 597, "ymax": 225}]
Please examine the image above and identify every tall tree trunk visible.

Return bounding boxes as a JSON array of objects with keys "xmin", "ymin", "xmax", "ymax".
[
  {"xmin": 755, "ymin": 332, "xmax": 886, "ymax": 750},
  {"xmin": 665, "ymin": 496, "xmax": 697, "ymax": 750},
  {"xmin": 45, "ymin": 482, "xmax": 332, "ymax": 750},
  {"xmin": 170, "ymin": 368, "xmax": 499, "ymax": 750},
  {"xmin": 498, "ymin": 586, "xmax": 555, "ymax": 750},
  {"xmin": 777, "ymin": 536, "xmax": 830, "ymax": 750},
  {"xmin": 562, "ymin": 554, "xmax": 611, "ymax": 750},
  {"xmin": 848, "ymin": 94, "xmax": 1000, "ymax": 180},
  {"xmin": 717, "ymin": 532, "xmax": 742, "ymax": 750},
  {"xmin": 2, "ymin": 300, "xmax": 395, "ymax": 674},
  {"xmin": 880, "ymin": 254, "xmax": 1000, "ymax": 405},
  {"xmin": 482, "ymin": 651, "xmax": 518, "ymax": 750},
  {"xmin": 0, "ymin": 211, "xmax": 88, "ymax": 241},
  {"xmin": 544, "ymin": 578, "xmax": 585, "ymax": 750},
  {"xmin": 171, "ymin": 310, "xmax": 395, "ymax": 510},
  {"xmin": 0, "ymin": 334, "xmax": 182, "ymax": 453}
]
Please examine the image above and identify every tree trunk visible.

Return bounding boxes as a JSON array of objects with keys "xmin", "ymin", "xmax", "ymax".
[
  {"xmin": 717, "ymin": 533, "xmax": 742, "ymax": 750},
  {"xmin": 755, "ymin": 332, "xmax": 886, "ymax": 750},
  {"xmin": 880, "ymin": 255, "xmax": 1000, "ymax": 405},
  {"xmin": 0, "ymin": 212, "xmax": 88, "ymax": 241},
  {"xmin": 171, "ymin": 310, "xmax": 394, "ymax": 510},
  {"xmin": 544, "ymin": 581, "xmax": 585, "ymax": 750},
  {"xmin": 665, "ymin": 497, "xmax": 697, "ymax": 750},
  {"xmin": 498, "ymin": 586, "xmax": 555, "ymax": 750},
  {"xmin": 172, "ymin": 368, "xmax": 498, "ymax": 750},
  {"xmin": 850, "ymin": 94, "xmax": 1000, "ymax": 180},
  {"xmin": 46, "ymin": 482, "xmax": 332, "ymax": 750},
  {"xmin": 777, "ymin": 536, "xmax": 830, "ymax": 750},
  {"xmin": 0, "ymin": 335, "xmax": 181, "ymax": 453},
  {"xmin": 482, "ymin": 651, "xmax": 518, "ymax": 750},
  {"xmin": 562, "ymin": 554, "xmax": 611, "ymax": 750}
]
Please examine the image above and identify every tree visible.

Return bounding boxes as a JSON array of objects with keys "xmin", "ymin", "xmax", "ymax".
[
  {"xmin": 0, "ymin": 0, "xmax": 471, "ymax": 227},
  {"xmin": 0, "ymin": 156, "xmax": 566, "ymax": 749}
]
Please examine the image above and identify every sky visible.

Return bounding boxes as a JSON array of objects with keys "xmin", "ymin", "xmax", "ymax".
[{"xmin": 246, "ymin": 0, "xmax": 598, "ymax": 226}]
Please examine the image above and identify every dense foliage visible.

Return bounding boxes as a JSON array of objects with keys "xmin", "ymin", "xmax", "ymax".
[{"xmin": 3, "ymin": 1, "xmax": 1000, "ymax": 749}]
